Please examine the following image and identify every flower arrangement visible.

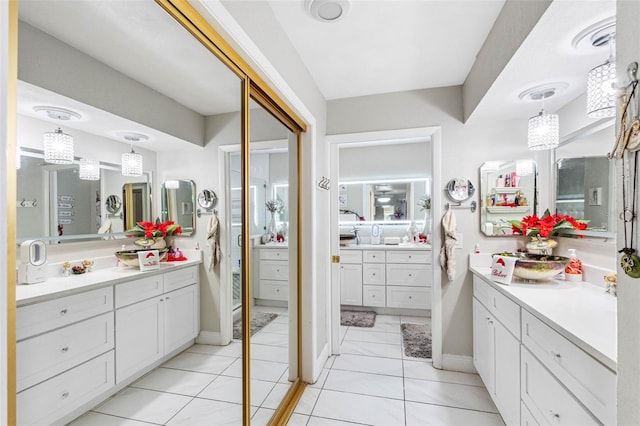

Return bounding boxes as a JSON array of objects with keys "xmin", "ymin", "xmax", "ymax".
[
  {"xmin": 418, "ymin": 195, "xmax": 431, "ymax": 211},
  {"xmin": 128, "ymin": 220, "xmax": 183, "ymax": 239},
  {"xmin": 509, "ymin": 210, "xmax": 588, "ymax": 239},
  {"xmin": 265, "ymin": 198, "xmax": 284, "ymax": 214}
]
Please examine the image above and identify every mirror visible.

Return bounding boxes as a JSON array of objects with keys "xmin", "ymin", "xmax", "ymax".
[
  {"xmin": 122, "ymin": 182, "xmax": 152, "ymax": 232},
  {"xmin": 161, "ymin": 179, "xmax": 195, "ymax": 236},
  {"xmin": 445, "ymin": 177, "xmax": 475, "ymax": 202},
  {"xmin": 16, "ymin": 149, "xmax": 152, "ymax": 243},
  {"xmin": 338, "ymin": 178, "xmax": 429, "ymax": 223},
  {"xmin": 197, "ymin": 189, "xmax": 217, "ymax": 210},
  {"xmin": 554, "ymin": 124, "xmax": 615, "ymax": 235},
  {"xmin": 479, "ymin": 159, "xmax": 537, "ymax": 236}
]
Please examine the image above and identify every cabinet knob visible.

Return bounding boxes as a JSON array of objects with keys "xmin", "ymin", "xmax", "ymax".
[
  {"xmin": 552, "ymin": 351, "xmax": 562, "ymax": 360},
  {"xmin": 408, "ymin": 273, "xmax": 412, "ymax": 277},
  {"xmin": 60, "ymin": 308, "xmax": 68, "ymax": 316},
  {"xmin": 166, "ymin": 296, "xmax": 170, "ymax": 300},
  {"xmin": 372, "ymin": 273, "xmax": 376, "ymax": 276},
  {"xmin": 409, "ymin": 296, "xmax": 412, "ymax": 299},
  {"xmin": 276, "ymin": 289, "xmax": 280, "ymax": 292},
  {"xmin": 159, "ymin": 298, "xmax": 164, "ymax": 302},
  {"xmin": 549, "ymin": 410, "xmax": 560, "ymax": 420},
  {"xmin": 408, "ymin": 255, "xmax": 412, "ymax": 259},
  {"xmin": 61, "ymin": 391, "xmax": 69, "ymax": 399},
  {"xmin": 276, "ymin": 269, "xmax": 280, "ymax": 272},
  {"xmin": 372, "ymin": 295, "xmax": 376, "ymax": 298},
  {"xmin": 61, "ymin": 346, "xmax": 69, "ymax": 353}
]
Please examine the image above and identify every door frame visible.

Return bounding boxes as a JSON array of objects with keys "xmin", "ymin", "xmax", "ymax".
[{"xmin": 327, "ymin": 127, "xmax": 443, "ymax": 368}]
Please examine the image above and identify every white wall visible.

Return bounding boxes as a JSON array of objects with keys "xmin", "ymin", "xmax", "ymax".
[{"xmin": 339, "ymin": 142, "xmax": 431, "ymax": 180}]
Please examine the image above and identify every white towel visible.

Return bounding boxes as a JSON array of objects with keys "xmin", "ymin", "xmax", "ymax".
[
  {"xmin": 439, "ymin": 209, "xmax": 458, "ymax": 282},
  {"xmin": 207, "ymin": 214, "xmax": 221, "ymax": 271}
]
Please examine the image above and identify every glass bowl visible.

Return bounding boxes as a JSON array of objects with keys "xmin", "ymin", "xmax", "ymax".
[
  {"xmin": 493, "ymin": 252, "xmax": 570, "ymax": 281},
  {"xmin": 115, "ymin": 249, "xmax": 168, "ymax": 268}
]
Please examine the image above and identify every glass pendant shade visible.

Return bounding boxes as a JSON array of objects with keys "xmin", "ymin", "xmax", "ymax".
[
  {"xmin": 122, "ymin": 149, "xmax": 143, "ymax": 177},
  {"xmin": 587, "ymin": 59, "xmax": 617, "ymax": 118},
  {"xmin": 44, "ymin": 128, "xmax": 74, "ymax": 164},
  {"xmin": 528, "ymin": 110, "xmax": 559, "ymax": 150},
  {"xmin": 79, "ymin": 158, "xmax": 100, "ymax": 181}
]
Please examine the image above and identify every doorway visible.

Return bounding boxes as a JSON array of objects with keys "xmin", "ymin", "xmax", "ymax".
[{"xmin": 328, "ymin": 127, "xmax": 443, "ymax": 368}]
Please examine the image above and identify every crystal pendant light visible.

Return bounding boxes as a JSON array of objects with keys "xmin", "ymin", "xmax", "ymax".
[
  {"xmin": 122, "ymin": 148, "xmax": 143, "ymax": 177},
  {"xmin": 528, "ymin": 109, "xmax": 559, "ymax": 150},
  {"xmin": 44, "ymin": 127, "xmax": 74, "ymax": 164},
  {"xmin": 79, "ymin": 158, "xmax": 100, "ymax": 180},
  {"xmin": 587, "ymin": 32, "xmax": 616, "ymax": 118}
]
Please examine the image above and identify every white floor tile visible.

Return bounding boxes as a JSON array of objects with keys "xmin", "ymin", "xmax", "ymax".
[
  {"xmin": 187, "ymin": 343, "xmax": 242, "ymax": 358},
  {"xmin": 69, "ymin": 412, "xmax": 152, "ymax": 426},
  {"xmin": 344, "ymin": 328, "xmax": 402, "ymax": 345},
  {"xmin": 308, "ymin": 368, "xmax": 330, "ymax": 388},
  {"xmin": 403, "ymin": 360, "xmax": 483, "ymax": 386},
  {"xmin": 340, "ymin": 340, "xmax": 403, "ymax": 359},
  {"xmin": 130, "ymin": 367, "xmax": 215, "ymax": 396},
  {"xmin": 251, "ymin": 407, "xmax": 276, "ymax": 426},
  {"xmin": 339, "ymin": 326, "xmax": 349, "ymax": 341},
  {"xmin": 223, "ymin": 358, "xmax": 288, "ymax": 382},
  {"xmin": 370, "ymin": 321, "xmax": 403, "ymax": 333},
  {"xmin": 93, "ymin": 387, "xmax": 191, "ymax": 424},
  {"xmin": 162, "ymin": 352, "xmax": 237, "ymax": 375},
  {"xmin": 278, "ymin": 367, "xmax": 292, "ymax": 383},
  {"xmin": 250, "ymin": 343, "xmax": 289, "ymax": 362},
  {"xmin": 260, "ymin": 321, "xmax": 289, "ymax": 335},
  {"xmin": 404, "ymin": 378, "xmax": 498, "ymax": 413},
  {"xmin": 324, "ymin": 355, "xmax": 337, "ymax": 369},
  {"xmin": 293, "ymin": 386, "xmax": 321, "ymax": 415},
  {"xmin": 307, "ymin": 416, "xmax": 366, "ymax": 426},
  {"xmin": 198, "ymin": 375, "xmax": 276, "ymax": 406},
  {"xmin": 375, "ymin": 314, "xmax": 401, "ymax": 324},
  {"xmin": 400, "ymin": 315, "xmax": 431, "ymax": 325},
  {"xmin": 262, "ymin": 383, "xmax": 291, "ymax": 410},
  {"xmin": 332, "ymin": 353, "xmax": 403, "ymax": 376},
  {"xmin": 405, "ymin": 401, "xmax": 505, "ymax": 426},
  {"xmin": 323, "ymin": 369, "xmax": 404, "ymax": 400},
  {"xmin": 287, "ymin": 413, "xmax": 311, "ymax": 425},
  {"xmin": 166, "ymin": 398, "xmax": 242, "ymax": 425},
  {"xmin": 250, "ymin": 331, "xmax": 290, "ymax": 347},
  {"xmin": 312, "ymin": 389, "xmax": 405, "ymax": 425}
]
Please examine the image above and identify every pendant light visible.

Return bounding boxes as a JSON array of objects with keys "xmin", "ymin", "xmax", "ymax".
[
  {"xmin": 44, "ymin": 127, "xmax": 74, "ymax": 164},
  {"xmin": 520, "ymin": 86, "xmax": 561, "ymax": 151},
  {"xmin": 587, "ymin": 31, "xmax": 616, "ymax": 118},
  {"xmin": 79, "ymin": 158, "xmax": 100, "ymax": 181},
  {"xmin": 119, "ymin": 132, "xmax": 148, "ymax": 177}
]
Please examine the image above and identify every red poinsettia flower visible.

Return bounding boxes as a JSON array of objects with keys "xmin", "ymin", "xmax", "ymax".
[
  {"xmin": 127, "ymin": 220, "xmax": 183, "ymax": 239},
  {"xmin": 509, "ymin": 210, "xmax": 589, "ymax": 238}
]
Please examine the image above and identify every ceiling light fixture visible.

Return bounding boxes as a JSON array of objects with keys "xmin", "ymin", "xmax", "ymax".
[
  {"xmin": 587, "ymin": 28, "xmax": 617, "ymax": 118},
  {"xmin": 44, "ymin": 127, "xmax": 74, "ymax": 164},
  {"xmin": 33, "ymin": 106, "xmax": 82, "ymax": 121},
  {"xmin": 377, "ymin": 197, "xmax": 391, "ymax": 203},
  {"xmin": 120, "ymin": 133, "xmax": 146, "ymax": 177},
  {"xmin": 79, "ymin": 158, "xmax": 100, "ymax": 181},
  {"xmin": 306, "ymin": 0, "xmax": 350, "ymax": 22},
  {"xmin": 523, "ymin": 88, "xmax": 559, "ymax": 151}
]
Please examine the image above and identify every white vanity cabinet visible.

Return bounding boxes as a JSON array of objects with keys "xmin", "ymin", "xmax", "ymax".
[
  {"xmin": 255, "ymin": 247, "xmax": 289, "ymax": 303},
  {"xmin": 341, "ymin": 247, "xmax": 431, "ymax": 309}
]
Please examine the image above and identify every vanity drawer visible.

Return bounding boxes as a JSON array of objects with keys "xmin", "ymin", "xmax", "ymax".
[
  {"xmin": 521, "ymin": 348, "xmax": 599, "ymax": 426},
  {"xmin": 17, "ymin": 351, "xmax": 115, "ymax": 426},
  {"xmin": 17, "ymin": 312, "xmax": 114, "ymax": 392},
  {"xmin": 385, "ymin": 250, "xmax": 430, "ymax": 264},
  {"xmin": 473, "ymin": 277, "xmax": 520, "ymax": 338},
  {"xmin": 17, "ymin": 286, "xmax": 113, "ymax": 340},
  {"xmin": 521, "ymin": 310, "xmax": 616, "ymax": 425},
  {"xmin": 386, "ymin": 263, "xmax": 431, "ymax": 287},
  {"xmin": 259, "ymin": 249, "xmax": 289, "ymax": 261},
  {"xmin": 164, "ymin": 266, "xmax": 198, "ymax": 292},
  {"xmin": 115, "ymin": 274, "xmax": 163, "ymax": 308},
  {"xmin": 386, "ymin": 286, "xmax": 430, "ymax": 309},
  {"xmin": 340, "ymin": 250, "xmax": 362, "ymax": 264},
  {"xmin": 259, "ymin": 280, "xmax": 288, "ymax": 301},
  {"xmin": 363, "ymin": 264, "xmax": 385, "ymax": 285},
  {"xmin": 363, "ymin": 285, "xmax": 385, "ymax": 307},
  {"xmin": 363, "ymin": 250, "xmax": 385, "ymax": 263},
  {"xmin": 259, "ymin": 260, "xmax": 288, "ymax": 281}
]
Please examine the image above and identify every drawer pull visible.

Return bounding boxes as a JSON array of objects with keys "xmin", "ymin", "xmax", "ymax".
[
  {"xmin": 408, "ymin": 255, "xmax": 412, "ymax": 259},
  {"xmin": 166, "ymin": 296, "xmax": 170, "ymax": 300},
  {"xmin": 409, "ymin": 296, "xmax": 412, "ymax": 299},
  {"xmin": 60, "ymin": 308, "xmax": 68, "ymax": 316},
  {"xmin": 372, "ymin": 273, "xmax": 376, "ymax": 276},
  {"xmin": 276, "ymin": 289, "xmax": 280, "ymax": 292},
  {"xmin": 61, "ymin": 391, "xmax": 69, "ymax": 399},
  {"xmin": 276, "ymin": 269, "xmax": 280, "ymax": 272},
  {"xmin": 552, "ymin": 351, "xmax": 562, "ymax": 360},
  {"xmin": 408, "ymin": 273, "xmax": 413, "ymax": 277},
  {"xmin": 372, "ymin": 295, "xmax": 376, "ymax": 298},
  {"xmin": 61, "ymin": 346, "xmax": 69, "ymax": 353},
  {"xmin": 160, "ymin": 298, "xmax": 164, "ymax": 302}
]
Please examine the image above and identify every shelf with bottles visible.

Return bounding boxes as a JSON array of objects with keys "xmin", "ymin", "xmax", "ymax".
[
  {"xmin": 486, "ymin": 205, "xmax": 531, "ymax": 214},
  {"xmin": 491, "ymin": 187, "xmax": 521, "ymax": 194}
]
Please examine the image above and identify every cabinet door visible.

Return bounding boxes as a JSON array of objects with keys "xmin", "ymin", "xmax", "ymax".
[
  {"xmin": 340, "ymin": 263, "xmax": 362, "ymax": 306},
  {"xmin": 494, "ymin": 318, "xmax": 520, "ymax": 426},
  {"xmin": 115, "ymin": 297, "xmax": 163, "ymax": 383},
  {"xmin": 164, "ymin": 285, "xmax": 199, "ymax": 354},
  {"xmin": 473, "ymin": 298, "xmax": 494, "ymax": 394}
]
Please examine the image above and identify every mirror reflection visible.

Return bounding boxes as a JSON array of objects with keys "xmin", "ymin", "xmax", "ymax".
[
  {"xmin": 479, "ymin": 159, "xmax": 537, "ymax": 236},
  {"xmin": 161, "ymin": 179, "xmax": 195, "ymax": 236}
]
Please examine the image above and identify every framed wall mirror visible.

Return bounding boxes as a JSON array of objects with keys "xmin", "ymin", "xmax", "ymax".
[
  {"xmin": 161, "ymin": 179, "xmax": 195, "ymax": 236},
  {"xmin": 479, "ymin": 159, "xmax": 537, "ymax": 236}
]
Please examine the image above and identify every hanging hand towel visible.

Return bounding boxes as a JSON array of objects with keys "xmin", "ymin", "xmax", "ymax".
[
  {"xmin": 439, "ymin": 209, "xmax": 458, "ymax": 282},
  {"xmin": 207, "ymin": 214, "xmax": 221, "ymax": 271}
]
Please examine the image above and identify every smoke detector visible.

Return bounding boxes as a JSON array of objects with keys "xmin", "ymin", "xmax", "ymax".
[
  {"xmin": 306, "ymin": 0, "xmax": 350, "ymax": 22},
  {"xmin": 33, "ymin": 106, "xmax": 82, "ymax": 121}
]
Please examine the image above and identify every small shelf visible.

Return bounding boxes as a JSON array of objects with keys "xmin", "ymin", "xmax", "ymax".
[
  {"xmin": 486, "ymin": 206, "xmax": 530, "ymax": 214},
  {"xmin": 491, "ymin": 187, "xmax": 520, "ymax": 194}
]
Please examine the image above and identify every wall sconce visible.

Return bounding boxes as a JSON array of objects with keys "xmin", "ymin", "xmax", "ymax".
[
  {"xmin": 44, "ymin": 127, "xmax": 74, "ymax": 164},
  {"xmin": 79, "ymin": 158, "xmax": 100, "ymax": 181}
]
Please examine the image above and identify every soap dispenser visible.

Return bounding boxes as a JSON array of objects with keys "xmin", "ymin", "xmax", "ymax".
[{"xmin": 565, "ymin": 249, "xmax": 583, "ymax": 282}]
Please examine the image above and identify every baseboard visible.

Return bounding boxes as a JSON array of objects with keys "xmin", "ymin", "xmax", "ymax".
[
  {"xmin": 441, "ymin": 354, "xmax": 476, "ymax": 374},
  {"xmin": 196, "ymin": 331, "xmax": 221, "ymax": 345}
]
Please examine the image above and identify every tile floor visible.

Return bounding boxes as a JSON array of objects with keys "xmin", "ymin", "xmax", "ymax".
[{"xmin": 70, "ymin": 311, "xmax": 504, "ymax": 426}]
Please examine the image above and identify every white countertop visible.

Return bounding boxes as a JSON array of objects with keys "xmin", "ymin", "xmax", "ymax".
[
  {"xmin": 470, "ymin": 265, "xmax": 617, "ymax": 371},
  {"xmin": 17, "ymin": 253, "xmax": 202, "ymax": 307},
  {"xmin": 255, "ymin": 243, "xmax": 289, "ymax": 249},
  {"xmin": 341, "ymin": 243, "xmax": 432, "ymax": 250}
]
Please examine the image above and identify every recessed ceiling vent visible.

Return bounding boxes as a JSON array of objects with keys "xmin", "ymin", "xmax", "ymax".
[
  {"xmin": 33, "ymin": 106, "xmax": 82, "ymax": 121},
  {"xmin": 572, "ymin": 17, "xmax": 616, "ymax": 50},
  {"xmin": 306, "ymin": 0, "xmax": 350, "ymax": 22},
  {"xmin": 116, "ymin": 131, "xmax": 149, "ymax": 142},
  {"xmin": 518, "ymin": 83, "xmax": 568, "ymax": 102}
]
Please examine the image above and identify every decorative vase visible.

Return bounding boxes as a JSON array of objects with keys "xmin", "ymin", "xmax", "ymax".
[
  {"xmin": 526, "ymin": 237, "xmax": 557, "ymax": 255},
  {"xmin": 421, "ymin": 210, "xmax": 431, "ymax": 237},
  {"xmin": 267, "ymin": 211, "xmax": 278, "ymax": 242},
  {"xmin": 134, "ymin": 237, "xmax": 166, "ymax": 250}
]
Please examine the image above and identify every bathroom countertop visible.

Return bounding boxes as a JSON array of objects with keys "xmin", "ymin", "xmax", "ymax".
[
  {"xmin": 340, "ymin": 243, "xmax": 432, "ymax": 250},
  {"xmin": 470, "ymin": 265, "xmax": 617, "ymax": 371},
  {"xmin": 17, "ymin": 253, "xmax": 202, "ymax": 307},
  {"xmin": 255, "ymin": 243, "xmax": 289, "ymax": 249}
]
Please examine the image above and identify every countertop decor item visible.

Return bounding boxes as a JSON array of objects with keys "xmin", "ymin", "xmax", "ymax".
[
  {"xmin": 493, "ymin": 252, "xmax": 570, "ymax": 281},
  {"xmin": 115, "ymin": 248, "xmax": 169, "ymax": 268},
  {"xmin": 509, "ymin": 209, "xmax": 588, "ymax": 246},
  {"xmin": 128, "ymin": 220, "xmax": 182, "ymax": 248},
  {"xmin": 71, "ymin": 265, "xmax": 86, "ymax": 274}
]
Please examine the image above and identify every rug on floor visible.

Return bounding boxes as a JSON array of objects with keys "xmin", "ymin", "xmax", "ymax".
[
  {"xmin": 401, "ymin": 323, "xmax": 432, "ymax": 359},
  {"xmin": 233, "ymin": 312, "xmax": 278, "ymax": 340},
  {"xmin": 340, "ymin": 310, "xmax": 376, "ymax": 327}
]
